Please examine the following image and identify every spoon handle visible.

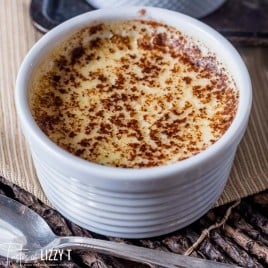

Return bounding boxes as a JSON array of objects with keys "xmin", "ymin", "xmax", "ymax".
[{"xmin": 53, "ymin": 236, "xmax": 240, "ymax": 268}]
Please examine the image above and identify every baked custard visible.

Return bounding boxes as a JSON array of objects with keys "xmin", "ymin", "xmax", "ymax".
[{"xmin": 30, "ymin": 20, "xmax": 238, "ymax": 168}]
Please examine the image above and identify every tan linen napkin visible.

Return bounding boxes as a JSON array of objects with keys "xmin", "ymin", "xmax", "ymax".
[{"xmin": 0, "ymin": 0, "xmax": 268, "ymax": 207}]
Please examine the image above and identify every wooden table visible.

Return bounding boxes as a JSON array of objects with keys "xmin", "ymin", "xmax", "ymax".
[{"xmin": 0, "ymin": 175, "xmax": 267, "ymax": 267}]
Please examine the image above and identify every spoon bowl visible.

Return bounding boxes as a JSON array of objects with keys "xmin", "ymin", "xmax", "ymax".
[{"xmin": 0, "ymin": 194, "xmax": 56, "ymax": 259}]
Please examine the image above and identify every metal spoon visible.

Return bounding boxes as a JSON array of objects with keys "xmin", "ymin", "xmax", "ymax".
[{"xmin": 0, "ymin": 194, "xmax": 240, "ymax": 267}]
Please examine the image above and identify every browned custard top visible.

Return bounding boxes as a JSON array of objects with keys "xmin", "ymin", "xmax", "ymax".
[{"xmin": 30, "ymin": 20, "xmax": 238, "ymax": 168}]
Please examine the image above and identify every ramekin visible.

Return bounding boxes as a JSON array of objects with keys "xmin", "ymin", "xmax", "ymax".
[
  {"xmin": 86, "ymin": 0, "xmax": 226, "ymax": 18},
  {"xmin": 15, "ymin": 7, "xmax": 252, "ymax": 238}
]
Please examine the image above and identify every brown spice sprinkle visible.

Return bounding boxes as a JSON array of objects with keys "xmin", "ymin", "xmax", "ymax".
[{"xmin": 30, "ymin": 20, "xmax": 239, "ymax": 168}]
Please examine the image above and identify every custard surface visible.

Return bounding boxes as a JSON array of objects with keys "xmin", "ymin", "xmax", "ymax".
[{"xmin": 30, "ymin": 20, "xmax": 238, "ymax": 168}]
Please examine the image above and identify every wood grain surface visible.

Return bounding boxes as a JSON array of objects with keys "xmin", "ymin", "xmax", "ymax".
[
  {"xmin": 0, "ymin": 0, "xmax": 268, "ymax": 208},
  {"xmin": 0, "ymin": 176, "xmax": 267, "ymax": 267}
]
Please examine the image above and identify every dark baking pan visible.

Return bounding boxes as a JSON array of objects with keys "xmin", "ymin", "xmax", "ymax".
[
  {"xmin": 30, "ymin": 0, "xmax": 268, "ymax": 46},
  {"xmin": 30, "ymin": 0, "xmax": 93, "ymax": 32}
]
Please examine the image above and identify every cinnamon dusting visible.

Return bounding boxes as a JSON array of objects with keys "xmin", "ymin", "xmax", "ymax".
[{"xmin": 30, "ymin": 20, "xmax": 238, "ymax": 168}]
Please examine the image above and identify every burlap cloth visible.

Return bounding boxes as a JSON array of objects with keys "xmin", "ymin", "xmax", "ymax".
[{"xmin": 0, "ymin": 0, "xmax": 267, "ymax": 207}]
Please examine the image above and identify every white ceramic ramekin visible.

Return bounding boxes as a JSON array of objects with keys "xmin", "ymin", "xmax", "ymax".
[
  {"xmin": 86, "ymin": 0, "xmax": 226, "ymax": 18},
  {"xmin": 15, "ymin": 7, "xmax": 252, "ymax": 238}
]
